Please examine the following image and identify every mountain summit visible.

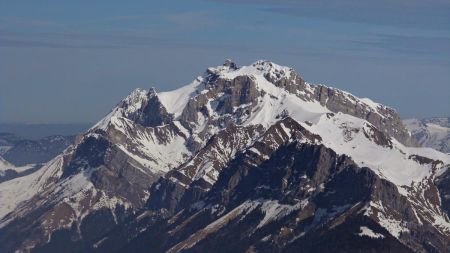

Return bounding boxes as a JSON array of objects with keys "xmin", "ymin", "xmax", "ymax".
[{"xmin": 0, "ymin": 60, "xmax": 449, "ymax": 253}]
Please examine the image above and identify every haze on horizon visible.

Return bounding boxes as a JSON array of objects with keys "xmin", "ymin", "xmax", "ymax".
[{"xmin": 1, "ymin": 0, "xmax": 449, "ymax": 124}]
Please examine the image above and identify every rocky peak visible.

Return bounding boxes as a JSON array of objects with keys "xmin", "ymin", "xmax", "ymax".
[
  {"xmin": 116, "ymin": 87, "xmax": 173, "ymax": 128},
  {"xmin": 92, "ymin": 87, "xmax": 174, "ymax": 131},
  {"xmin": 92, "ymin": 60, "xmax": 417, "ymax": 149},
  {"xmin": 118, "ymin": 88, "xmax": 150, "ymax": 115},
  {"xmin": 222, "ymin": 59, "xmax": 238, "ymax": 70}
]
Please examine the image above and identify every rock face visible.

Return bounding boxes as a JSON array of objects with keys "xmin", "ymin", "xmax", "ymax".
[
  {"xmin": 0, "ymin": 60, "xmax": 449, "ymax": 253},
  {"xmin": 404, "ymin": 117, "xmax": 450, "ymax": 153},
  {"xmin": 129, "ymin": 89, "xmax": 174, "ymax": 128},
  {"xmin": 313, "ymin": 86, "xmax": 416, "ymax": 147},
  {"xmin": 93, "ymin": 140, "xmax": 447, "ymax": 253}
]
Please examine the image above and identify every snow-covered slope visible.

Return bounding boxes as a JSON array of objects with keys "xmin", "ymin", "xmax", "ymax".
[
  {"xmin": 404, "ymin": 117, "xmax": 450, "ymax": 154},
  {"xmin": 0, "ymin": 155, "xmax": 63, "ymax": 220}
]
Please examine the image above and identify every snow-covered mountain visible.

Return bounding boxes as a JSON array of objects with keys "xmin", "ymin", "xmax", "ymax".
[
  {"xmin": 404, "ymin": 117, "xmax": 450, "ymax": 154},
  {"xmin": 0, "ymin": 60, "xmax": 449, "ymax": 253}
]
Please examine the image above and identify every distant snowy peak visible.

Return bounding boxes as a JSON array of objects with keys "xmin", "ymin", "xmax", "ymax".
[
  {"xmin": 404, "ymin": 117, "xmax": 450, "ymax": 153},
  {"xmin": 424, "ymin": 117, "xmax": 450, "ymax": 128}
]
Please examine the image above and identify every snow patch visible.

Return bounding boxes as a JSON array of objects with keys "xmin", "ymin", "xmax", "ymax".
[{"xmin": 357, "ymin": 226, "xmax": 385, "ymax": 239}]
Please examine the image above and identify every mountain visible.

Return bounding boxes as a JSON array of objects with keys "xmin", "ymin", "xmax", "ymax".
[
  {"xmin": 0, "ymin": 134, "xmax": 74, "ymax": 183},
  {"xmin": 0, "ymin": 134, "xmax": 75, "ymax": 166},
  {"xmin": 0, "ymin": 133, "xmax": 22, "ymax": 155},
  {"xmin": 0, "ymin": 60, "xmax": 449, "ymax": 253},
  {"xmin": 404, "ymin": 117, "xmax": 450, "ymax": 154}
]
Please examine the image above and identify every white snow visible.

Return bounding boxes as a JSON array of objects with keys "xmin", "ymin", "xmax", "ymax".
[
  {"xmin": 363, "ymin": 201, "xmax": 409, "ymax": 239},
  {"xmin": 173, "ymin": 121, "xmax": 190, "ymax": 138},
  {"xmin": 158, "ymin": 77, "xmax": 203, "ymax": 118},
  {"xmin": 12, "ymin": 164, "xmax": 37, "ymax": 173},
  {"xmin": 211, "ymin": 63, "xmax": 329, "ymax": 128},
  {"xmin": 0, "ymin": 155, "xmax": 64, "ymax": 224},
  {"xmin": 108, "ymin": 116, "xmax": 191, "ymax": 174},
  {"xmin": 91, "ymin": 88, "xmax": 150, "ymax": 131},
  {"xmin": 167, "ymin": 200, "xmax": 259, "ymax": 253},
  {"xmin": 377, "ymin": 214, "xmax": 409, "ymax": 238},
  {"xmin": 360, "ymin": 98, "xmax": 381, "ymax": 112},
  {"xmin": 0, "ymin": 156, "xmax": 15, "ymax": 173},
  {"xmin": 256, "ymin": 199, "xmax": 308, "ymax": 229},
  {"xmin": 357, "ymin": 226, "xmax": 385, "ymax": 239},
  {"xmin": 304, "ymin": 113, "xmax": 450, "ymax": 186}
]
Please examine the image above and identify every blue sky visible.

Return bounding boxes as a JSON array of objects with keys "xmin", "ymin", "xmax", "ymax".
[{"xmin": 1, "ymin": 0, "xmax": 449, "ymax": 123}]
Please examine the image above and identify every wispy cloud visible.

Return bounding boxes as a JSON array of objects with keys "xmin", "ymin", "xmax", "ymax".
[
  {"xmin": 0, "ymin": 16, "xmax": 68, "ymax": 29},
  {"xmin": 0, "ymin": 29, "xmax": 248, "ymax": 51},
  {"xmin": 355, "ymin": 34, "xmax": 450, "ymax": 57},
  {"xmin": 0, "ymin": 37, "xmax": 125, "ymax": 49},
  {"xmin": 163, "ymin": 11, "xmax": 218, "ymax": 29},
  {"xmin": 99, "ymin": 15, "xmax": 145, "ymax": 22},
  {"xmin": 209, "ymin": 0, "xmax": 450, "ymax": 31}
]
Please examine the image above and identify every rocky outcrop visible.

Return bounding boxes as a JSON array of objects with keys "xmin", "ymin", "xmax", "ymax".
[
  {"xmin": 168, "ymin": 123, "xmax": 264, "ymax": 190},
  {"xmin": 180, "ymin": 75, "xmax": 260, "ymax": 126},
  {"xmin": 130, "ymin": 89, "xmax": 174, "ymax": 128},
  {"xmin": 436, "ymin": 166, "xmax": 450, "ymax": 217},
  {"xmin": 311, "ymin": 85, "xmax": 416, "ymax": 146}
]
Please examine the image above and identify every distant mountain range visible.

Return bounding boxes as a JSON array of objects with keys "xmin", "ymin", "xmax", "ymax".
[
  {"xmin": 404, "ymin": 117, "xmax": 450, "ymax": 154},
  {"xmin": 0, "ymin": 133, "xmax": 74, "ymax": 183},
  {"xmin": 0, "ymin": 133, "xmax": 75, "ymax": 166},
  {"xmin": 0, "ymin": 60, "xmax": 449, "ymax": 253},
  {"xmin": 0, "ymin": 123, "xmax": 90, "ymax": 140}
]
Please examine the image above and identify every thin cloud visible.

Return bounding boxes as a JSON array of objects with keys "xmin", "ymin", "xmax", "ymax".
[
  {"xmin": 209, "ymin": 0, "xmax": 450, "ymax": 31},
  {"xmin": 355, "ymin": 34, "xmax": 450, "ymax": 57},
  {"xmin": 0, "ymin": 17, "xmax": 68, "ymax": 29},
  {"xmin": 100, "ymin": 15, "xmax": 146, "ymax": 22},
  {"xmin": 0, "ymin": 37, "xmax": 125, "ymax": 49},
  {"xmin": 0, "ymin": 30, "xmax": 248, "ymax": 51},
  {"xmin": 163, "ymin": 11, "xmax": 219, "ymax": 30}
]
